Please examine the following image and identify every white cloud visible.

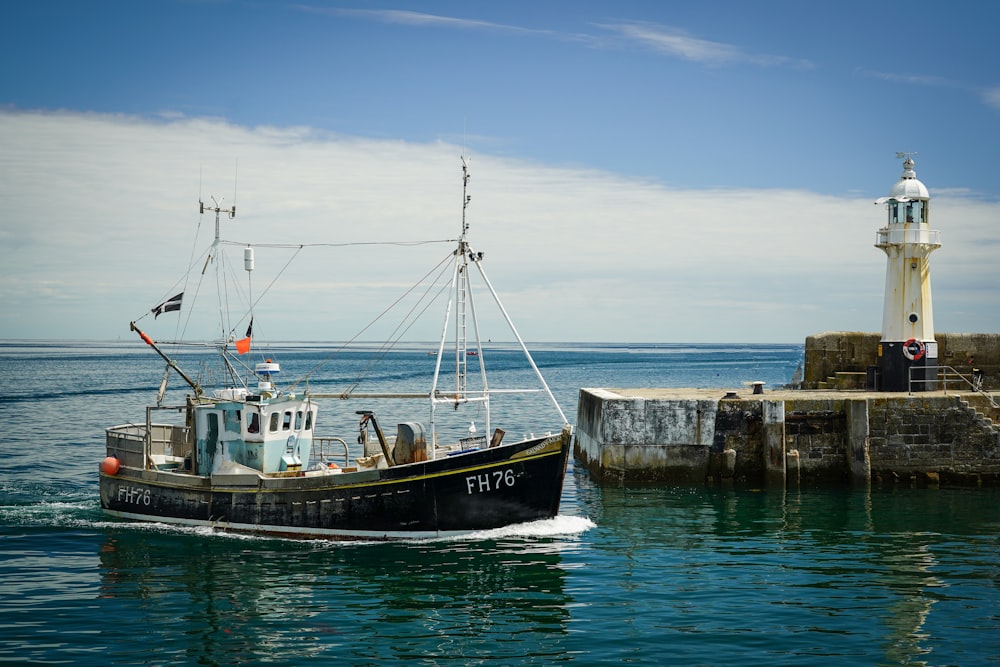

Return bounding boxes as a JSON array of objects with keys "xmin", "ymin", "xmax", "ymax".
[
  {"xmin": 597, "ymin": 22, "xmax": 813, "ymax": 69},
  {"xmin": 304, "ymin": 7, "xmax": 554, "ymax": 37},
  {"xmin": 0, "ymin": 110, "xmax": 996, "ymax": 343},
  {"xmin": 302, "ymin": 8, "xmax": 808, "ymax": 64},
  {"xmin": 982, "ymin": 86, "xmax": 1000, "ymax": 111},
  {"xmin": 856, "ymin": 69, "xmax": 1000, "ymax": 113},
  {"xmin": 855, "ymin": 68, "xmax": 957, "ymax": 87}
]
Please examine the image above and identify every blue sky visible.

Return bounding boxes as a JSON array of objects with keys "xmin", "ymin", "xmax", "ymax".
[{"xmin": 1, "ymin": 0, "xmax": 998, "ymax": 343}]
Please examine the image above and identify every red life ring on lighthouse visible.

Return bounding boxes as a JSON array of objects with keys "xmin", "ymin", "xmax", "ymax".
[{"xmin": 902, "ymin": 338, "xmax": 925, "ymax": 361}]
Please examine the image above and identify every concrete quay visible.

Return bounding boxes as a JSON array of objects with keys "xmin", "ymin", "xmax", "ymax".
[{"xmin": 573, "ymin": 387, "xmax": 1000, "ymax": 488}]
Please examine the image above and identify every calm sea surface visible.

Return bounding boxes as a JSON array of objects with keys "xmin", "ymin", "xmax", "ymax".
[{"xmin": 2, "ymin": 341, "xmax": 998, "ymax": 666}]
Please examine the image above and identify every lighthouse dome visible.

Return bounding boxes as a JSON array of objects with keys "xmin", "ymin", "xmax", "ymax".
[{"xmin": 888, "ymin": 157, "xmax": 929, "ymax": 201}]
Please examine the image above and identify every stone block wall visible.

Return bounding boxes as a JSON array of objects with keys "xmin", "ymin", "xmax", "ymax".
[
  {"xmin": 803, "ymin": 332, "xmax": 1000, "ymax": 389},
  {"xmin": 574, "ymin": 389, "xmax": 718, "ymax": 483},
  {"xmin": 803, "ymin": 332, "xmax": 880, "ymax": 387},
  {"xmin": 574, "ymin": 389, "xmax": 1000, "ymax": 487},
  {"xmin": 867, "ymin": 395, "xmax": 1000, "ymax": 485},
  {"xmin": 782, "ymin": 398, "xmax": 851, "ymax": 485},
  {"xmin": 710, "ymin": 399, "xmax": 764, "ymax": 482}
]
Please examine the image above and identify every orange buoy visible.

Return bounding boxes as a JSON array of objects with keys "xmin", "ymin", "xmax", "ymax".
[
  {"xmin": 101, "ymin": 456, "xmax": 120, "ymax": 475},
  {"xmin": 328, "ymin": 461, "xmax": 340, "ymax": 469}
]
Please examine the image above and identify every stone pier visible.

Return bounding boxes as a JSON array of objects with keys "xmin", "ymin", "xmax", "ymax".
[{"xmin": 573, "ymin": 387, "xmax": 1000, "ymax": 487}]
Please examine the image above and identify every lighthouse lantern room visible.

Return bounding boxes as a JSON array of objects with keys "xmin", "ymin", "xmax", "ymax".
[{"xmin": 874, "ymin": 153, "xmax": 942, "ymax": 391}]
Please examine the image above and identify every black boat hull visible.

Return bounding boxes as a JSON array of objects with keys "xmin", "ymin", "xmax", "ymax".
[{"xmin": 100, "ymin": 430, "xmax": 570, "ymax": 539}]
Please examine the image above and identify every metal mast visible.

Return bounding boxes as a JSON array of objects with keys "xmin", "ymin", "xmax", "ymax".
[
  {"xmin": 429, "ymin": 157, "xmax": 492, "ymax": 449},
  {"xmin": 198, "ymin": 196, "xmax": 242, "ymax": 385},
  {"xmin": 425, "ymin": 157, "xmax": 568, "ymax": 451},
  {"xmin": 454, "ymin": 157, "xmax": 472, "ymax": 397}
]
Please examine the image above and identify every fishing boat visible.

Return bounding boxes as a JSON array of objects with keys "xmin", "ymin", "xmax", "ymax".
[{"xmin": 99, "ymin": 160, "xmax": 572, "ymax": 540}]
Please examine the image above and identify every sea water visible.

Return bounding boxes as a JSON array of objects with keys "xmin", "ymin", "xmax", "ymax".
[{"xmin": 1, "ymin": 341, "xmax": 998, "ymax": 666}]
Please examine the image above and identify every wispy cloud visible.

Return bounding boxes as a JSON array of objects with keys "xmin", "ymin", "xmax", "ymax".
[
  {"xmin": 982, "ymin": 86, "xmax": 1000, "ymax": 111},
  {"xmin": 596, "ymin": 21, "xmax": 813, "ymax": 69},
  {"xmin": 300, "ymin": 7, "xmax": 807, "ymax": 68},
  {"xmin": 856, "ymin": 68, "xmax": 1000, "ymax": 112},
  {"xmin": 856, "ymin": 68, "xmax": 957, "ymax": 88},
  {"xmin": 298, "ymin": 6, "xmax": 555, "ymax": 38}
]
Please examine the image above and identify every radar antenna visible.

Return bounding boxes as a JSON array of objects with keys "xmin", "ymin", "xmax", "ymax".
[{"xmin": 199, "ymin": 195, "xmax": 237, "ymax": 245}]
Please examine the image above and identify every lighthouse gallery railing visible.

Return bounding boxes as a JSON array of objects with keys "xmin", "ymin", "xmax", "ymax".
[{"xmin": 875, "ymin": 228, "xmax": 941, "ymax": 246}]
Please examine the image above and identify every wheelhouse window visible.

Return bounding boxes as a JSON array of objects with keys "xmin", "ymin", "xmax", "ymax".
[
  {"xmin": 282, "ymin": 411, "xmax": 292, "ymax": 431},
  {"xmin": 305, "ymin": 410, "xmax": 313, "ymax": 431},
  {"xmin": 269, "ymin": 412, "xmax": 279, "ymax": 433}
]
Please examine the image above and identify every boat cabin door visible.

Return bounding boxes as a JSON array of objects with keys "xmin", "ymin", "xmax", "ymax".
[{"xmin": 194, "ymin": 406, "xmax": 241, "ymax": 475}]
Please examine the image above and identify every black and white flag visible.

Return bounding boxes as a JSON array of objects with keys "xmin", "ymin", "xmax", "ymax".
[{"xmin": 151, "ymin": 292, "xmax": 183, "ymax": 318}]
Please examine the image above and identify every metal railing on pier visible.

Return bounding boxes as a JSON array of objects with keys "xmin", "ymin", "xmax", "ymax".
[{"xmin": 908, "ymin": 366, "xmax": 997, "ymax": 408}]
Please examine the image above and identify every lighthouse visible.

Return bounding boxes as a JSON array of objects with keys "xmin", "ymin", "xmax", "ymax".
[{"xmin": 874, "ymin": 153, "xmax": 942, "ymax": 391}]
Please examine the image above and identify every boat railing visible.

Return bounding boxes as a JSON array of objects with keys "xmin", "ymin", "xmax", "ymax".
[
  {"xmin": 312, "ymin": 436, "xmax": 352, "ymax": 469},
  {"xmin": 105, "ymin": 405, "xmax": 191, "ymax": 470},
  {"xmin": 105, "ymin": 425, "xmax": 148, "ymax": 469},
  {"xmin": 144, "ymin": 406, "xmax": 192, "ymax": 470}
]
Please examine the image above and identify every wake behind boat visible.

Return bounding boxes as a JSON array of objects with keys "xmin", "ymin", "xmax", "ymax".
[{"xmin": 99, "ymin": 160, "xmax": 572, "ymax": 540}]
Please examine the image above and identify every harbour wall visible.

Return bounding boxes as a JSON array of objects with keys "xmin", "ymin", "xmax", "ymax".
[
  {"xmin": 573, "ymin": 388, "xmax": 1000, "ymax": 487},
  {"xmin": 804, "ymin": 331, "xmax": 1000, "ymax": 390}
]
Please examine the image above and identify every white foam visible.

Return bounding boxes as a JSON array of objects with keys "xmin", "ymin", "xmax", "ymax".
[
  {"xmin": 443, "ymin": 514, "xmax": 596, "ymax": 543},
  {"xmin": 0, "ymin": 500, "xmax": 94, "ymax": 526}
]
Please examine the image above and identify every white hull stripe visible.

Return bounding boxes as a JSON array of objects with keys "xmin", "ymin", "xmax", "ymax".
[{"xmin": 102, "ymin": 508, "xmax": 472, "ymax": 540}]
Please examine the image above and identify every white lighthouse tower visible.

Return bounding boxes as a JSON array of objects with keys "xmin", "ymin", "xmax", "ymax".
[{"xmin": 874, "ymin": 153, "xmax": 942, "ymax": 391}]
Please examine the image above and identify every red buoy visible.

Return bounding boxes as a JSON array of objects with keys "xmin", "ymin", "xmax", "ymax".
[{"xmin": 101, "ymin": 456, "xmax": 120, "ymax": 475}]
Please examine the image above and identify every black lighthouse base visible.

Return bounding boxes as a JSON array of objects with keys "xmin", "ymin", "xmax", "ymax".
[{"xmin": 877, "ymin": 340, "xmax": 938, "ymax": 392}]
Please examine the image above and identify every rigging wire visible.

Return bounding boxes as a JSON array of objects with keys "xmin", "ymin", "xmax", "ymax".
[
  {"xmin": 136, "ymin": 239, "xmax": 450, "ymax": 326},
  {"xmin": 132, "ymin": 222, "xmax": 457, "ymax": 397},
  {"xmin": 286, "ymin": 249, "xmax": 456, "ymax": 393},
  {"xmin": 218, "ymin": 239, "xmax": 455, "ymax": 249},
  {"xmin": 223, "ymin": 244, "xmax": 303, "ymax": 342},
  {"xmin": 339, "ymin": 262, "xmax": 455, "ymax": 397}
]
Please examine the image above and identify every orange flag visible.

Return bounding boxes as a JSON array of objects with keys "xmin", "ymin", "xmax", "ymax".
[{"xmin": 235, "ymin": 318, "xmax": 253, "ymax": 354}]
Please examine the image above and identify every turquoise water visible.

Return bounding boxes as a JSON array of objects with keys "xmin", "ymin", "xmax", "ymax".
[{"xmin": 2, "ymin": 342, "xmax": 998, "ymax": 665}]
